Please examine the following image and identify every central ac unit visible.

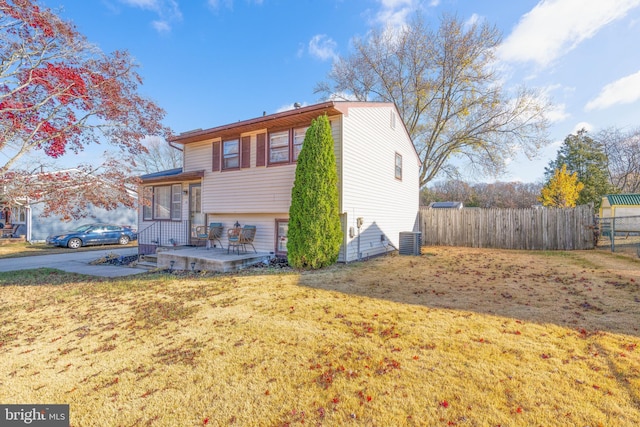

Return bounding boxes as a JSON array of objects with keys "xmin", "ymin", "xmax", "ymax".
[{"xmin": 399, "ymin": 231, "xmax": 421, "ymax": 255}]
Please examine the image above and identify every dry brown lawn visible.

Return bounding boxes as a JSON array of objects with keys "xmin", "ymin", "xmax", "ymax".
[{"xmin": 1, "ymin": 246, "xmax": 639, "ymax": 426}]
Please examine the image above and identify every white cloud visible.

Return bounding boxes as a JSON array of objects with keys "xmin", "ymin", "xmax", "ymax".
[
  {"xmin": 374, "ymin": 0, "xmax": 419, "ymax": 28},
  {"xmin": 545, "ymin": 102, "xmax": 570, "ymax": 124},
  {"xmin": 119, "ymin": 0, "xmax": 182, "ymax": 32},
  {"xmin": 585, "ymin": 70, "xmax": 640, "ymax": 111},
  {"xmin": 152, "ymin": 20, "xmax": 171, "ymax": 32},
  {"xmin": 572, "ymin": 121, "xmax": 593, "ymax": 133},
  {"xmin": 308, "ymin": 34, "xmax": 338, "ymax": 62},
  {"xmin": 499, "ymin": 0, "xmax": 640, "ymax": 67},
  {"xmin": 465, "ymin": 13, "xmax": 482, "ymax": 28},
  {"xmin": 207, "ymin": 0, "xmax": 262, "ymax": 10},
  {"xmin": 120, "ymin": 0, "xmax": 160, "ymax": 11}
]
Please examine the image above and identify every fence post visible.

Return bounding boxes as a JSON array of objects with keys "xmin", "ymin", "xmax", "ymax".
[{"xmin": 610, "ymin": 217, "xmax": 615, "ymax": 253}]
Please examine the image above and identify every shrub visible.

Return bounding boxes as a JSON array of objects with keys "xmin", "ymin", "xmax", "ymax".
[{"xmin": 287, "ymin": 114, "xmax": 342, "ymax": 269}]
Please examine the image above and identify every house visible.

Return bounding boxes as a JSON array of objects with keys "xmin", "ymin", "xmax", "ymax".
[
  {"xmin": 599, "ymin": 194, "xmax": 640, "ymax": 233},
  {"xmin": 1, "ymin": 168, "xmax": 138, "ymax": 242},
  {"xmin": 138, "ymin": 101, "xmax": 420, "ymax": 262},
  {"xmin": 28, "ymin": 202, "xmax": 137, "ymax": 242}
]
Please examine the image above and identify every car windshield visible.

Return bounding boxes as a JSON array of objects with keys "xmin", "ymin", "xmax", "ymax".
[{"xmin": 73, "ymin": 225, "xmax": 95, "ymax": 233}]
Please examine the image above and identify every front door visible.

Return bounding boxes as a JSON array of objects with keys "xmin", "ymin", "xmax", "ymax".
[{"xmin": 189, "ymin": 184, "xmax": 203, "ymax": 243}]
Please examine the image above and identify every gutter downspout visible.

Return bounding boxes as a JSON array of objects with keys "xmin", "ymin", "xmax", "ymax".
[{"xmin": 168, "ymin": 140, "xmax": 183, "ymax": 152}]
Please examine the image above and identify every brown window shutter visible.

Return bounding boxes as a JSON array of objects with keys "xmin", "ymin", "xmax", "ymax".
[
  {"xmin": 212, "ymin": 141, "xmax": 221, "ymax": 171},
  {"xmin": 241, "ymin": 136, "xmax": 251, "ymax": 169},
  {"xmin": 256, "ymin": 133, "xmax": 266, "ymax": 167}
]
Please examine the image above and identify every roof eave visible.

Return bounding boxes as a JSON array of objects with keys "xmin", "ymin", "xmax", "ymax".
[
  {"xmin": 170, "ymin": 101, "xmax": 344, "ymax": 144},
  {"xmin": 140, "ymin": 170, "xmax": 205, "ymax": 185}
]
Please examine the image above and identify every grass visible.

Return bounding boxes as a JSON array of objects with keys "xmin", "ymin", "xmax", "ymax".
[{"xmin": 1, "ymin": 246, "xmax": 640, "ymax": 426}]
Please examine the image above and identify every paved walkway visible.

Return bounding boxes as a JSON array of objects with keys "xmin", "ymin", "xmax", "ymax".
[{"xmin": 0, "ymin": 247, "xmax": 149, "ymax": 278}]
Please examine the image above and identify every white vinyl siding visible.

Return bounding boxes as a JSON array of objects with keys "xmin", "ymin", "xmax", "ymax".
[
  {"xmin": 171, "ymin": 103, "xmax": 419, "ymax": 261},
  {"xmin": 184, "ymin": 140, "xmax": 212, "ymax": 172},
  {"xmin": 340, "ymin": 106, "xmax": 419, "ymax": 262},
  {"xmin": 201, "ymin": 120, "xmax": 342, "ymax": 215},
  {"xmin": 204, "ymin": 213, "xmax": 287, "ymax": 254}
]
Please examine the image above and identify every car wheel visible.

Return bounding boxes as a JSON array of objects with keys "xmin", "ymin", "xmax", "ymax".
[
  {"xmin": 67, "ymin": 238, "xmax": 82, "ymax": 249},
  {"xmin": 119, "ymin": 235, "xmax": 130, "ymax": 245}
]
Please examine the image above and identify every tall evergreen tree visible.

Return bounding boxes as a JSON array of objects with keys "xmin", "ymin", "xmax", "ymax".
[
  {"xmin": 288, "ymin": 115, "xmax": 342, "ymax": 269},
  {"xmin": 545, "ymin": 129, "xmax": 616, "ymax": 209}
]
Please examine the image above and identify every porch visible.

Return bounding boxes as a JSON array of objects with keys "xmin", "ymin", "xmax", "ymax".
[{"xmin": 149, "ymin": 246, "xmax": 273, "ymax": 273}]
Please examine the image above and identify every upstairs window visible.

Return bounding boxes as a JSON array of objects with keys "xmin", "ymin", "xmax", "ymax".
[
  {"xmin": 293, "ymin": 126, "xmax": 308, "ymax": 161},
  {"xmin": 223, "ymin": 139, "xmax": 240, "ymax": 170},
  {"xmin": 395, "ymin": 153, "xmax": 402, "ymax": 180},
  {"xmin": 269, "ymin": 130, "xmax": 290, "ymax": 164}
]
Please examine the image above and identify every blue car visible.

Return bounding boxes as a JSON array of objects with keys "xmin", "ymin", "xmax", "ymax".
[{"xmin": 46, "ymin": 223, "xmax": 137, "ymax": 249}]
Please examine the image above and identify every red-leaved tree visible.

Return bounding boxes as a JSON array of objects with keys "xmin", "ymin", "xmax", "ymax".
[{"xmin": 0, "ymin": 0, "xmax": 171, "ymax": 219}]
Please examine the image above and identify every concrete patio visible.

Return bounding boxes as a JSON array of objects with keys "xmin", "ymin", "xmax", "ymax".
[{"xmin": 151, "ymin": 246, "xmax": 273, "ymax": 273}]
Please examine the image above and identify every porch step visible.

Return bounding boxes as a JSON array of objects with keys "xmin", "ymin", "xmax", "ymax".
[{"xmin": 136, "ymin": 254, "xmax": 158, "ymax": 271}]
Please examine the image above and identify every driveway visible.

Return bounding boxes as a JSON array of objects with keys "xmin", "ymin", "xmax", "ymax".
[{"xmin": 0, "ymin": 247, "xmax": 148, "ymax": 278}]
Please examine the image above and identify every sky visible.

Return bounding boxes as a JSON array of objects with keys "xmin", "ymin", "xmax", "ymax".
[{"xmin": 38, "ymin": 0, "xmax": 640, "ymax": 184}]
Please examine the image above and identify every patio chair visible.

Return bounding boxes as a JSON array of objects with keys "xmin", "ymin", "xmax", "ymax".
[
  {"xmin": 193, "ymin": 225, "xmax": 209, "ymax": 248},
  {"xmin": 227, "ymin": 225, "xmax": 257, "ymax": 254},
  {"xmin": 1, "ymin": 224, "xmax": 19, "ymax": 238},
  {"xmin": 207, "ymin": 222, "xmax": 224, "ymax": 249}
]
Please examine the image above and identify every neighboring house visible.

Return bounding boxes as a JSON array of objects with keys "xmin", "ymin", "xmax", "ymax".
[
  {"xmin": 29, "ymin": 202, "xmax": 137, "ymax": 242},
  {"xmin": 1, "ymin": 168, "xmax": 138, "ymax": 242},
  {"xmin": 0, "ymin": 202, "xmax": 28, "ymax": 239},
  {"xmin": 0, "ymin": 200, "xmax": 137, "ymax": 242},
  {"xmin": 138, "ymin": 101, "xmax": 420, "ymax": 262},
  {"xmin": 599, "ymin": 194, "xmax": 640, "ymax": 233}
]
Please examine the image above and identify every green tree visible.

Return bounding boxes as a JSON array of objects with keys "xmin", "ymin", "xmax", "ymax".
[
  {"xmin": 288, "ymin": 115, "xmax": 342, "ymax": 269},
  {"xmin": 316, "ymin": 14, "xmax": 550, "ymax": 187},
  {"xmin": 545, "ymin": 129, "xmax": 616, "ymax": 209},
  {"xmin": 539, "ymin": 164, "xmax": 584, "ymax": 208}
]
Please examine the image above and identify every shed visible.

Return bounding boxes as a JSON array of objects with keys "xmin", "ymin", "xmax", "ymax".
[
  {"xmin": 429, "ymin": 201, "xmax": 464, "ymax": 209},
  {"xmin": 599, "ymin": 194, "xmax": 640, "ymax": 233}
]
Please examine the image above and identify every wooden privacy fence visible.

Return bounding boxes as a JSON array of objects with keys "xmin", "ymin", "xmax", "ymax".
[{"xmin": 420, "ymin": 205, "xmax": 596, "ymax": 250}]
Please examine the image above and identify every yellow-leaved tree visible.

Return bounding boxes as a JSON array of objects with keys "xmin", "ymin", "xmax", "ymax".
[{"xmin": 539, "ymin": 164, "xmax": 585, "ymax": 207}]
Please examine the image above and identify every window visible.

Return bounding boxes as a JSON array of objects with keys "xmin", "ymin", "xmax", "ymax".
[
  {"xmin": 395, "ymin": 153, "xmax": 402, "ymax": 180},
  {"xmin": 142, "ymin": 186, "xmax": 152, "ymax": 220},
  {"xmin": 293, "ymin": 126, "xmax": 308, "ymax": 161},
  {"xmin": 223, "ymin": 139, "xmax": 240, "ymax": 169},
  {"xmin": 172, "ymin": 184, "xmax": 182, "ymax": 220},
  {"xmin": 147, "ymin": 184, "xmax": 182, "ymax": 220},
  {"xmin": 269, "ymin": 130, "xmax": 290, "ymax": 163},
  {"xmin": 276, "ymin": 219, "xmax": 288, "ymax": 255}
]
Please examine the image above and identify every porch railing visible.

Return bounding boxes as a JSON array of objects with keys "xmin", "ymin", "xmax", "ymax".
[{"xmin": 138, "ymin": 220, "xmax": 193, "ymax": 256}]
